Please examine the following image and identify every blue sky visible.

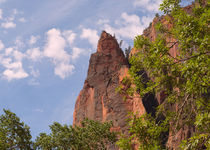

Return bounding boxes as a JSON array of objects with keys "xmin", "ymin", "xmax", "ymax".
[{"xmin": 0, "ymin": 0, "xmax": 186, "ymax": 139}]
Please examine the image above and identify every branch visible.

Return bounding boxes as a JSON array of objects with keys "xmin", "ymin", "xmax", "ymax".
[
  {"xmin": 160, "ymin": 41, "xmax": 178, "ymax": 59},
  {"xmin": 168, "ymin": 41, "xmax": 178, "ymax": 49},
  {"xmin": 170, "ymin": 52, "xmax": 210, "ymax": 66},
  {"xmin": 178, "ymin": 52, "xmax": 210, "ymax": 62},
  {"xmin": 175, "ymin": 94, "xmax": 190, "ymax": 130},
  {"xmin": 167, "ymin": 52, "xmax": 179, "ymax": 61}
]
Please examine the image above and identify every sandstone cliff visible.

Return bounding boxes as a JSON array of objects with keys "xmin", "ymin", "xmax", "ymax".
[{"xmin": 73, "ymin": 31, "xmax": 145, "ymax": 146}]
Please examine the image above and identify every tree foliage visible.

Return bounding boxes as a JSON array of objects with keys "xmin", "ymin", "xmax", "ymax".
[
  {"xmin": 0, "ymin": 109, "xmax": 32, "ymax": 150},
  {"xmin": 0, "ymin": 109, "xmax": 117, "ymax": 150},
  {"xmin": 117, "ymin": 114, "xmax": 169, "ymax": 150},
  {"xmin": 118, "ymin": 0, "xmax": 210, "ymax": 149},
  {"xmin": 34, "ymin": 118, "xmax": 117, "ymax": 150},
  {"xmin": 125, "ymin": 46, "xmax": 132, "ymax": 60}
]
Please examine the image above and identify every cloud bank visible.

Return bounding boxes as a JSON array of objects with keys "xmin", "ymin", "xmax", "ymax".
[
  {"xmin": 133, "ymin": 0, "xmax": 162, "ymax": 12},
  {"xmin": 80, "ymin": 28, "xmax": 99, "ymax": 49},
  {"xmin": 0, "ymin": 28, "xmax": 86, "ymax": 81},
  {"xmin": 99, "ymin": 12, "xmax": 153, "ymax": 39}
]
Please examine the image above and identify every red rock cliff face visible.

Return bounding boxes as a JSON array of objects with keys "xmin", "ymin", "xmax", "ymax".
[{"xmin": 73, "ymin": 31, "xmax": 145, "ymax": 139}]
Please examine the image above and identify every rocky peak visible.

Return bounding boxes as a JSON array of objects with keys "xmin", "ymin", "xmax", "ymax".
[
  {"xmin": 97, "ymin": 31, "xmax": 119, "ymax": 55},
  {"xmin": 73, "ymin": 31, "xmax": 145, "ymax": 149},
  {"xmin": 87, "ymin": 31, "xmax": 127, "ymax": 78}
]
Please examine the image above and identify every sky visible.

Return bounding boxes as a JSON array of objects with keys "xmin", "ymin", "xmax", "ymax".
[{"xmin": 0, "ymin": 0, "xmax": 192, "ymax": 139}]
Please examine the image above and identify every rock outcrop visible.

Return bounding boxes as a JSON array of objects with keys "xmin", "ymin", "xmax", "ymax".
[{"xmin": 73, "ymin": 31, "xmax": 145, "ymax": 149}]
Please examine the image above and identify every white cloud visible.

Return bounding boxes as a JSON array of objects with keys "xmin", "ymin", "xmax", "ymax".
[
  {"xmin": 97, "ymin": 19, "xmax": 110, "ymax": 25},
  {"xmin": 1, "ymin": 58, "xmax": 21, "ymax": 69},
  {"xmin": 15, "ymin": 37, "xmax": 25, "ymax": 48},
  {"xmin": 2, "ymin": 47, "xmax": 25, "ymax": 62},
  {"xmin": 62, "ymin": 30, "xmax": 76, "ymax": 45},
  {"xmin": 12, "ymin": 9, "xmax": 20, "ymax": 15},
  {"xmin": 26, "ymin": 47, "xmax": 42, "ymax": 61},
  {"xmin": 28, "ymin": 35, "xmax": 39, "ymax": 45},
  {"xmin": 13, "ymin": 50, "xmax": 25, "ymax": 61},
  {"xmin": 44, "ymin": 28, "xmax": 69, "ymax": 62},
  {"xmin": 3, "ymin": 68, "xmax": 28, "ymax": 81},
  {"xmin": 19, "ymin": 17, "xmax": 26, "ymax": 23},
  {"xmin": 0, "ymin": 40, "xmax": 4, "ymax": 50},
  {"xmin": 0, "ymin": 28, "xmax": 81, "ymax": 81},
  {"xmin": 44, "ymin": 28, "xmax": 74, "ymax": 79},
  {"xmin": 54, "ymin": 63, "xmax": 74, "ymax": 79},
  {"xmin": 101, "ymin": 12, "xmax": 153, "ymax": 39},
  {"xmin": 5, "ymin": 47, "xmax": 13, "ymax": 56},
  {"xmin": 7, "ymin": 16, "xmax": 14, "ymax": 22},
  {"xmin": 0, "ymin": 58, "xmax": 28, "ymax": 81},
  {"xmin": 0, "ymin": 46, "xmax": 28, "ymax": 81},
  {"xmin": 71, "ymin": 47, "xmax": 84, "ymax": 60},
  {"xmin": 1, "ymin": 21, "xmax": 16, "ymax": 28},
  {"xmin": 121, "ymin": 12, "xmax": 141, "ymax": 25},
  {"xmin": 31, "ymin": 70, "xmax": 39, "ymax": 78},
  {"xmin": 1, "ymin": 8, "xmax": 23, "ymax": 29},
  {"xmin": 80, "ymin": 28, "xmax": 99, "ymax": 49},
  {"xmin": 0, "ymin": 27, "xmax": 85, "ymax": 81},
  {"xmin": 133, "ymin": 0, "xmax": 162, "ymax": 12},
  {"xmin": 141, "ymin": 16, "xmax": 154, "ymax": 27},
  {"xmin": 3, "ymin": 44, "xmax": 25, "ymax": 62},
  {"xmin": 28, "ymin": 67, "xmax": 40, "ymax": 85},
  {"xmin": 0, "ymin": 9, "xmax": 3, "ymax": 20},
  {"xmin": 30, "ymin": 67, "xmax": 40, "ymax": 78}
]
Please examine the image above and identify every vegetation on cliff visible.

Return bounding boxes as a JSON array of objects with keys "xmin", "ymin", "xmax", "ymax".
[{"xmin": 118, "ymin": 0, "xmax": 209, "ymax": 149}]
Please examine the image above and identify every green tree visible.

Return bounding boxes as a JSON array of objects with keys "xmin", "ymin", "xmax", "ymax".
[
  {"xmin": 118, "ymin": 0, "xmax": 209, "ymax": 149},
  {"xmin": 0, "ymin": 109, "xmax": 32, "ymax": 150},
  {"xmin": 124, "ymin": 46, "xmax": 132, "ymax": 60},
  {"xmin": 117, "ymin": 114, "xmax": 169, "ymax": 150},
  {"xmin": 34, "ymin": 118, "xmax": 117, "ymax": 150}
]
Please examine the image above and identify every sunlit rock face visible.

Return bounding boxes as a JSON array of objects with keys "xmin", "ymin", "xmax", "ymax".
[{"xmin": 73, "ymin": 31, "xmax": 145, "ymax": 149}]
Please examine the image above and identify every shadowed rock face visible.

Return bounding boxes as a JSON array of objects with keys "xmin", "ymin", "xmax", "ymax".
[{"xmin": 73, "ymin": 31, "xmax": 145, "ymax": 149}]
